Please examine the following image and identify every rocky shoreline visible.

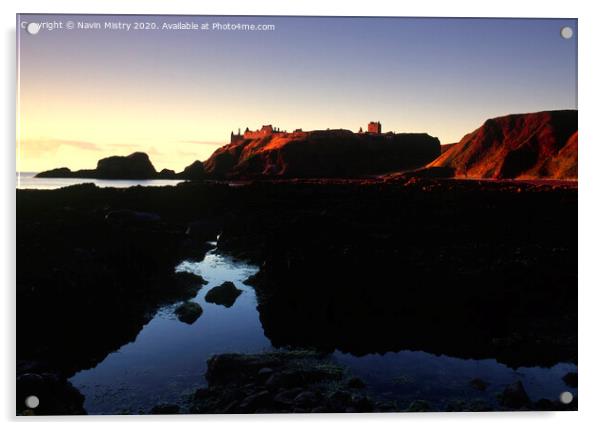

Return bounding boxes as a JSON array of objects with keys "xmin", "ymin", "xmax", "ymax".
[{"xmin": 16, "ymin": 178, "xmax": 577, "ymax": 414}]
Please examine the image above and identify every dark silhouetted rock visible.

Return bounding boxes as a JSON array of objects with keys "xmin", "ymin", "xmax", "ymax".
[
  {"xmin": 105, "ymin": 209, "xmax": 161, "ymax": 226},
  {"xmin": 190, "ymin": 350, "xmax": 379, "ymax": 414},
  {"xmin": 173, "ymin": 272, "xmax": 208, "ymax": 296},
  {"xmin": 35, "ymin": 152, "xmax": 169, "ymax": 180},
  {"xmin": 429, "ymin": 110, "xmax": 577, "ymax": 179},
  {"xmin": 405, "ymin": 400, "xmax": 431, "ymax": 412},
  {"xmin": 179, "ymin": 160, "xmax": 205, "ymax": 180},
  {"xmin": 203, "ymin": 129, "xmax": 440, "ymax": 179},
  {"xmin": 499, "ymin": 381, "xmax": 531, "ymax": 409},
  {"xmin": 562, "ymin": 372, "xmax": 578, "ymax": 388},
  {"xmin": 347, "ymin": 377, "xmax": 366, "ymax": 389},
  {"xmin": 239, "ymin": 390, "xmax": 271, "ymax": 411},
  {"xmin": 35, "ymin": 167, "xmax": 73, "ymax": 178},
  {"xmin": 205, "ymin": 281, "xmax": 242, "ymax": 307},
  {"xmin": 174, "ymin": 301, "xmax": 203, "ymax": 324},
  {"xmin": 16, "ymin": 372, "xmax": 86, "ymax": 415},
  {"xmin": 95, "ymin": 152, "xmax": 157, "ymax": 179},
  {"xmin": 150, "ymin": 403, "xmax": 180, "ymax": 414},
  {"xmin": 469, "ymin": 378, "xmax": 489, "ymax": 391},
  {"xmin": 186, "ymin": 219, "xmax": 221, "ymax": 242},
  {"xmin": 294, "ymin": 391, "xmax": 319, "ymax": 408},
  {"xmin": 158, "ymin": 168, "xmax": 177, "ymax": 179}
]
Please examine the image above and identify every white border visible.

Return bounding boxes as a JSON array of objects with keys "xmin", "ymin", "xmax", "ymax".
[{"xmin": 3, "ymin": 1, "xmax": 601, "ymax": 429}]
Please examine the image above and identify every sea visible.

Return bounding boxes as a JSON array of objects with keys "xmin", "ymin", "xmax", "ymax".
[{"xmin": 16, "ymin": 172, "xmax": 184, "ymax": 190}]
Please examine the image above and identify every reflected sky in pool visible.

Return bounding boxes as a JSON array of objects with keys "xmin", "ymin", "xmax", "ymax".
[
  {"xmin": 69, "ymin": 248, "xmax": 577, "ymax": 414},
  {"xmin": 69, "ymin": 250, "xmax": 271, "ymax": 414}
]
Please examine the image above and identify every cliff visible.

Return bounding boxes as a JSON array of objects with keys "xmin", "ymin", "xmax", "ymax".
[
  {"xmin": 203, "ymin": 129, "xmax": 441, "ymax": 179},
  {"xmin": 428, "ymin": 110, "xmax": 577, "ymax": 179}
]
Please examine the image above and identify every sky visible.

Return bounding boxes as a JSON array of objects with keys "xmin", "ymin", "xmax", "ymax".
[{"xmin": 17, "ymin": 15, "xmax": 577, "ymax": 172}]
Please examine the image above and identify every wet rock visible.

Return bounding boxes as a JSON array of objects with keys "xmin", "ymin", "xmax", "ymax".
[
  {"xmin": 265, "ymin": 371, "xmax": 303, "ymax": 390},
  {"xmin": 534, "ymin": 398, "xmax": 555, "ymax": 411},
  {"xmin": 326, "ymin": 390, "xmax": 353, "ymax": 412},
  {"xmin": 311, "ymin": 406, "xmax": 329, "ymax": 413},
  {"xmin": 190, "ymin": 350, "xmax": 379, "ymax": 414},
  {"xmin": 445, "ymin": 399, "xmax": 493, "ymax": 412},
  {"xmin": 374, "ymin": 400, "xmax": 399, "ymax": 412},
  {"xmin": 352, "ymin": 394, "xmax": 374, "ymax": 412},
  {"xmin": 239, "ymin": 390, "xmax": 272, "ymax": 412},
  {"xmin": 186, "ymin": 219, "xmax": 221, "ymax": 242},
  {"xmin": 294, "ymin": 391, "xmax": 319, "ymax": 408},
  {"xmin": 257, "ymin": 367, "xmax": 274, "ymax": 380},
  {"xmin": 469, "ymin": 377, "xmax": 489, "ymax": 391},
  {"xmin": 105, "ymin": 209, "xmax": 161, "ymax": 226},
  {"xmin": 173, "ymin": 271, "xmax": 208, "ymax": 294},
  {"xmin": 499, "ymin": 381, "xmax": 531, "ymax": 409},
  {"xmin": 562, "ymin": 372, "xmax": 578, "ymax": 388},
  {"xmin": 347, "ymin": 377, "xmax": 366, "ymax": 389},
  {"xmin": 405, "ymin": 400, "xmax": 431, "ymax": 412},
  {"xmin": 174, "ymin": 301, "xmax": 203, "ymax": 324},
  {"xmin": 205, "ymin": 282, "xmax": 242, "ymax": 307},
  {"xmin": 16, "ymin": 372, "xmax": 86, "ymax": 415},
  {"xmin": 273, "ymin": 388, "xmax": 303, "ymax": 406},
  {"xmin": 150, "ymin": 403, "xmax": 180, "ymax": 414}
]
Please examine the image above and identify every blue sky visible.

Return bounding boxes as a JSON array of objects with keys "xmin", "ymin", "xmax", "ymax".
[{"xmin": 17, "ymin": 15, "xmax": 577, "ymax": 171}]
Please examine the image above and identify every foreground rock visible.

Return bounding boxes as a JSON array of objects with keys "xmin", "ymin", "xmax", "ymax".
[
  {"xmin": 205, "ymin": 281, "xmax": 242, "ymax": 307},
  {"xmin": 428, "ymin": 110, "xmax": 577, "ymax": 179},
  {"xmin": 562, "ymin": 372, "xmax": 578, "ymax": 388},
  {"xmin": 498, "ymin": 381, "xmax": 531, "ymax": 409},
  {"xmin": 17, "ymin": 179, "xmax": 577, "ymax": 413},
  {"xmin": 190, "ymin": 351, "xmax": 388, "ymax": 413},
  {"xmin": 149, "ymin": 403, "xmax": 180, "ymax": 414},
  {"xmin": 218, "ymin": 179, "xmax": 577, "ymax": 369},
  {"xmin": 17, "ymin": 372, "xmax": 86, "ymax": 415},
  {"xmin": 17, "ymin": 183, "xmax": 218, "ymax": 406},
  {"xmin": 175, "ymin": 301, "xmax": 203, "ymax": 324}
]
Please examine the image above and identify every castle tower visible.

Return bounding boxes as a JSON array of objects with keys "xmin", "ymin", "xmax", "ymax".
[{"xmin": 367, "ymin": 121, "xmax": 382, "ymax": 134}]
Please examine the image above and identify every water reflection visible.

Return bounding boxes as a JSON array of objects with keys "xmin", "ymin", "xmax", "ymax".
[
  {"xmin": 69, "ymin": 250, "xmax": 270, "ymax": 414},
  {"xmin": 69, "ymin": 249, "xmax": 576, "ymax": 414}
]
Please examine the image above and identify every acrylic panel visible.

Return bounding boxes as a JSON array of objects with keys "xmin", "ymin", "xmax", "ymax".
[{"xmin": 16, "ymin": 14, "xmax": 577, "ymax": 415}]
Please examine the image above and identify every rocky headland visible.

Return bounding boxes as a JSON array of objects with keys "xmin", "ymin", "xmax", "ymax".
[{"xmin": 428, "ymin": 110, "xmax": 577, "ymax": 179}]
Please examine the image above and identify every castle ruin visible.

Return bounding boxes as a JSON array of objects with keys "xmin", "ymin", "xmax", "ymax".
[
  {"xmin": 367, "ymin": 121, "xmax": 382, "ymax": 134},
  {"xmin": 231, "ymin": 124, "xmax": 285, "ymax": 143},
  {"xmin": 231, "ymin": 121, "xmax": 384, "ymax": 144}
]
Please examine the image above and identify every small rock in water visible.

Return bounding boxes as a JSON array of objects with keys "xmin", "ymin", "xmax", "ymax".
[
  {"xmin": 499, "ymin": 381, "xmax": 531, "ymax": 409},
  {"xmin": 469, "ymin": 377, "xmax": 489, "ymax": 391},
  {"xmin": 562, "ymin": 372, "xmax": 578, "ymax": 388},
  {"xmin": 174, "ymin": 301, "xmax": 203, "ymax": 324},
  {"xmin": 205, "ymin": 281, "xmax": 242, "ymax": 307},
  {"xmin": 347, "ymin": 376, "xmax": 366, "ymax": 389}
]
